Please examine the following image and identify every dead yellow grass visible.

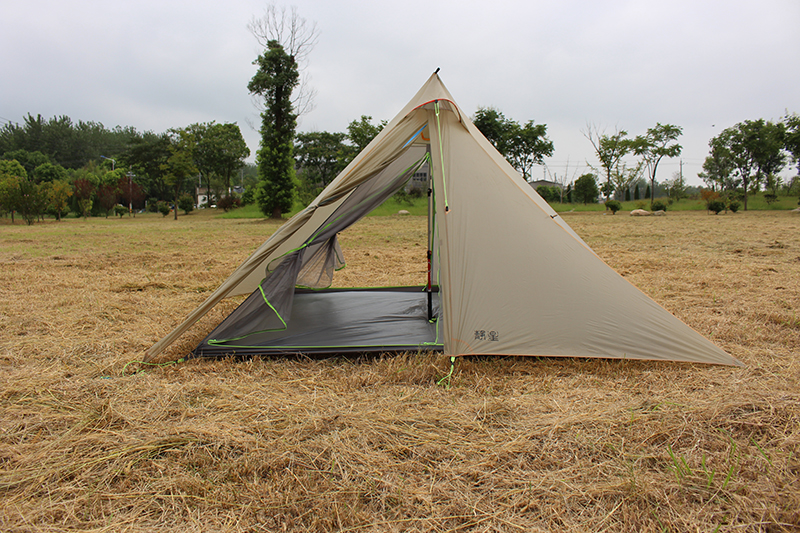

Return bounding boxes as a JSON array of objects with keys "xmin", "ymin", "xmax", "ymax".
[{"xmin": 1, "ymin": 209, "xmax": 798, "ymax": 532}]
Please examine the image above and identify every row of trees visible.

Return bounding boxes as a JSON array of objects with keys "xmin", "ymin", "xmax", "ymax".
[
  {"xmin": 700, "ymin": 115, "xmax": 800, "ymax": 210},
  {"xmin": 0, "ymin": 120, "xmax": 251, "ymax": 223}
]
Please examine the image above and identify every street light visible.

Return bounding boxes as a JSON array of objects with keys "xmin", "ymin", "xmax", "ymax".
[{"xmin": 100, "ymin": 155, "xmax": 115, "ymax": 170}]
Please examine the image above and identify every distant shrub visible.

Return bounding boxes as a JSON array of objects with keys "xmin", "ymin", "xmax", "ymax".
[
  {"xmin": 178, "ymin": 194, "xmax": 194, "ymax": 214},
  {"xmin": 147, "ymin": 198, "xmax": 159, "ymax": 213},
  {"xmin": 392, "ymin": 188, "xmax": 415, "ymax": 206},
  {"xmin": 114, "ymin": 205, "xmax": 128, "ymax": 218},
  {"xmin": 217, "ymin": 195, "xmax": 241, "ymax": 212},
  {"xmin": 728, "ymin": 200, "xmax": 740, "ymax": 213},
  {"xmin": 241, "ymin": 186, "xmax": 255, "ymax": 205},
  {"xmin": 157, "ymin": 201, "xmax": 170, "ymax": 217},
  {"xmin": 707, "ymin": 200, "xmax": 726, "ymax": 214},
  {"xmin": 605, "ymin": 200, "xmax": 622, "ymax": 214},
  {"xmin": 764, "ymin": 192, "xmax": 778, "ymax": 205},
  {"xmin": 651, "ymin": 199, "xmax": 667, "ymax": 212}
]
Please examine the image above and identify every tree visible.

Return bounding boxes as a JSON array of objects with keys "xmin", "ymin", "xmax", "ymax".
[
  {"xmin": 295, "ymin": 131, "xmax": 349, "ymax": 205},
  {"xmin": 49, "ymin": 179, "xmax": 72, "ymax": 220},
  {"xmin": 699, "ymin": 137, "xmax": 735, "ymax": 192},
  {"xmin": 0, "ymin": 160, "xmax": 27, "ymax": 222},
  {"xmin": 0, "ymin": 114, "xmax": 140, "ymax": 170},
  {"xmin": 473, "ymin": 107, "xmax": 514, "ymax": 155},
  {"xmin": 784, "ymin": 113, "xmax": 800, "ymax": 176},
  {"xmin": 610, "ymin": 161, "xmax": 643, "ymax": 201},
  {"xmin": 2, "ymin": 149, "xmax": 51, "ymax": 176},
  {"xmin": 710, "ymin": 120, "xmax": 785, "ymax": 210},
  {"xmin": 473, "ymin": 107, "xmax": 553, "ymax": 181},
  {"xmin": 122, "ymin": 132, "xmax": 172, "ymax": 201},
  {"xmin": 345, "ymin": 115, "xmax": 386, "ymax": 156},
  {"xmin": 72, "ymin": 178, "xmax": 95, "ymax": 219},
  {"xmin": 248, "ymin": 5, "xmax": 318, "ymax": 117},
  {"xmin": 665, "ymin": 171, "xmax": 688, "ymax": 202},
  {"xmin": 574, "ymin": 173, "xmax": 599, "ymax": 204},
  {"xmin": 32, "ymin": 162, "xmax": 68, "ymax": 183},
  {"xmin": 163, "ymin": 129, "xmax": 198, "ymax": 220},
  {"xmin": 632, "ymin": 123, "xmax": 682, "ymax": 209},
  {"xmin": 750, "ymin": 120, "xmax": 786, "ymax": 193},
  {"xmin": 584, "ymin": 125, "xmax": 632, "ymax": 199},
  {"xmin": 188, "ymin": 122, "xmax": 250, "ymax": 205},
  {"xmin": 249, "ymin": 40, "xmax": 300, "ymax": 218}
]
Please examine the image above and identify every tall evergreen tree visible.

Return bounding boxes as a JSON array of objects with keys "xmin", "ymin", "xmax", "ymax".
[{"xmin": 248, "ymin": 40, "xmax": 299, "ymax": 218}]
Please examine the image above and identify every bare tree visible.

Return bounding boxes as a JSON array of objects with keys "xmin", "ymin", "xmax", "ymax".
[
  {"xmin": 546, "ymin": 158, "xmax": 581, "ymax": 203},
  {"xmin": 248, "ymin": 5, "xmax": 319, "ymax": 118},
  {"xmin": 582, "ymin": 123, "xmax": 632, "ymax": 199}
]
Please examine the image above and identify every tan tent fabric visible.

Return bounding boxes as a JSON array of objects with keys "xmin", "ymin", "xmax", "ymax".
[{"xmin": 145, "ymin": 73, "xmax": 740, "ymax": 366}]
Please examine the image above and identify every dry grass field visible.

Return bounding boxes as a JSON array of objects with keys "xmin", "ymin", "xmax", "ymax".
[{"xmin": 1, "ymin": 208, "xmax": 798, "ymax": 532}]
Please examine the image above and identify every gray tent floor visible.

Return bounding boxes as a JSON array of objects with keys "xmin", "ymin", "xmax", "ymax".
[{"xmin": 194, "ymin": 287, "xmax": 442, "ymax": 357}]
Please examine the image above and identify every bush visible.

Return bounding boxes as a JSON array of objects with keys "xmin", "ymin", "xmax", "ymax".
[
  {"xmin": 157, "ymin": 201, "xmax": 170, "ymax": 217},
  {"xmin": 178, "ymin": 194, "xmax": 194, "ymax": 215},
  {"xmin": 241, "ymin": 186, "xmax": 255, "ymax": 205},
  {"xmin": 604, "ymin": 200, "xmax": 622, "ymax": 214},
  {"xmin": 114, "ymin": 205, "xmax": 128, "ymax": 218},
  {"xmin": 217, "ymin": 195, "xmax": 241, "ymax": 212},
  {"xmin": 651, "ymin": 199, "xmax": 667, "ymax": 212},
  {"xmin": 707, "ymin": 199, "xmax": 726, "ymax": 214},
  {"xmin": 728, "ymin": 199, "xmax": 740, "ymax": 213},
  {"xmin": 147, "ymin": 198, "xmax": 159, "ymax": 213}
]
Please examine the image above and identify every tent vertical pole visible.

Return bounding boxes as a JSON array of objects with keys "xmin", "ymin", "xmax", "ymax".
[{"xmin": 427, "ymin": 143, "xmax": 433, "ymax": 321}]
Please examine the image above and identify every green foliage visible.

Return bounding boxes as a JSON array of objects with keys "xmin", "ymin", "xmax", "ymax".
[
  {"xmin": 651, "ymin": 199, "xmax": 667, "ymax": 212},
  {"xmin": 147, "ymin": 198, "xmax": 159, "ymax": 213},
  {"xmin": 162, "ymin": 128, "xmax": 198, "ymax": 220},
  {"xmin": 295, "ymin": 130, "xmax": 348, "ymax": 195},
  {"xmin": 49, "ymin": 179, "xmax": 73, "ymax": 220},
  {"xmin": 346, "ymin": 116, "xmax": 386, "ymax": 155},
  {"xmin": 2, "ymin": 150, "xmax": 51, "ymax": 177},
  {"xmin": 535, "ymin": 185, "xmax": 562, "ymax": 203},
  {"xmin": 605, "ymin": 200, "xmax": 622, "ymax": 214},
  {"xmin": 114, "ymin": 205, "xmax": 128, "ymax": 218},
  {"xmin": 707, "ymin": 199, "xmax": 726, "ymax": 214},
  {"xmin": 574, "ymin": 173, "xmax": 599, "ymax": 204},
  {"xmin": 122, "ymin": 132, "xmax": 172, "ymax": 202},
  {"xmin": 632, "ymin": 123, "xmax": 682, "ymax": 211},
  {"xmin": 249, "ymin": 40, "xmax": 300, "ymax": 218},
  {"xmin": 0, "ymin": 114, "xmax": 140, "ymax": 170},
  {"xmin": 707, "ymin": 119, "xmax": 787, "ymax": 210},
  {"xmin": 178, "ymin": 194, "xmax": 194, "ymax": 214},
  {"xmin": 187, "ymin": 121, "xmax": 250, "ymax": 202},
  {"xmin": 785, "ymin": 112, "xmax": 800, "ymax": 176},
  {"xmin": 32, "ymin": 161, "xmax": 68, "ymax": 183},
  {"xmin": 473, "ymin": 107, "xmax": 554, "ymax": 180},
  {"xmin": 241, "ymin": 185, "xmax": 255, "ymax": 205},
  {"xmin": 585, "ymin": 127, "xmax": 632, "ymax": 194},
  {"xmin": 728, "ymin": 199, "xmax": 740, "ymax": 213},
  {"xmin": 634, "ymin": 183, "xmax": 640, "ymax": 200},
  {"xmin": 157, "ymin": 201, "xmax": 170, "ymax": 217}
]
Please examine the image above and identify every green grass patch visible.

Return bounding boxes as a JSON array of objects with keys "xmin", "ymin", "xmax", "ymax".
[
  {"xmin": 216, "ymin": 195, "xmax": 428, "ymax": 220},
  {"xmin": 214, "ymin": 192, "xmax": 798, "ymax": 219}
]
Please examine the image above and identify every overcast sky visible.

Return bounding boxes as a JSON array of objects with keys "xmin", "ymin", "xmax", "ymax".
[{"xmin": 2, "ymin": 0, "xmax": 799, "ymax": 186}]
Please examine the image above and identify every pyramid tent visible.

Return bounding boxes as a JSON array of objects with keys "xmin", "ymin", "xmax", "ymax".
[{"xmin": 144, "ymin": 72, "xmax": 740, "ymax": 366}]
